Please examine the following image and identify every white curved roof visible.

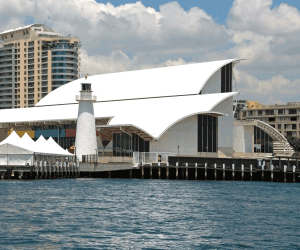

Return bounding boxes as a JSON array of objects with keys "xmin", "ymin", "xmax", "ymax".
[
  {"xmin": 36, "ymin": 58, "xmax": 240, "ymax": 107},
  {"xmin": 0, "ymin": 92, "xmax": 237, "ymax": 140},
  {"xmin": 105, "ymin": 92, "xmax": 237, "ymax": 139}
]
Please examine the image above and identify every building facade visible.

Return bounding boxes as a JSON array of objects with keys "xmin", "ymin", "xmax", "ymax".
[
  {"xmin": 0, "ymin": 24, "xmax": 80, "ymax": 109},
  {"xmin": 240, "ymin": 102, "xmax": 300, "ymax": 139},
  {"xmin": 0, "ymin": 59, "xmax": 294, "ymax": 159}
]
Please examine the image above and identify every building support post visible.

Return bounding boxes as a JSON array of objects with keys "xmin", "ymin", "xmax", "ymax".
[
  {"xmin": 232, "ymin": 164, "xmax": 235, "ymax": 181},
  {"xmin": 250, "ymin": 164, "xmax": 253, "ymax": 181},
  {"xmin": 195, "ymin": 163, "xmax": 197, "ymax": 180},
  {"xmin": 284, "ymin": 165, "xmax": 287, "ymax": 182},
  {"xmin": 223, "ymin": 164, "xmax": 225, "ymax": 180},
  {"xmin": 158, "ymin": 167, "xmax": 161, "ymax": 179},
  {"xmin": 271, "ymin": 165, "xmax": 274, "ymax": 182},
  {"xmin": 293, "ymin": 165, "xmax": 296, "ymax": 182},
  {"xmin": 241, "ymin": 164, "xmax": 244, "ymax": 181},
  {"xmin": 214, "ymin": 163, "xmax": 217, "ymax": 180},
  {"xmin": 186, "ymin": 163, "xmax": 188, "ymax": 180},
  {"xmin": 262, "ymin": 165, "xmax": 264, "ymax": 181},
  {"xmin": 205, "ymin": 163, "xmax": 207, "ymax": 180},
  {"xmin": 142, "ymin": 166, "xmax": 144, "ymax": 179}
]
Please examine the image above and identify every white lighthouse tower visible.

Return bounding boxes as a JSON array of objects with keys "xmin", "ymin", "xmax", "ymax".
[{"xmin": 75, "ymin": 75, "xmax": 97, "ymax": 161}]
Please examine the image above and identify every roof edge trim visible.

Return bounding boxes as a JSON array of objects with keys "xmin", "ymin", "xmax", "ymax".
[{"xmin": 199, "ymin": 58, "xmax": 243, "ymax": 94}]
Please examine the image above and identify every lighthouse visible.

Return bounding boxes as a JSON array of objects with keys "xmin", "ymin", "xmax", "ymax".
[{"xmin": 75, "ymin": 75, "xmax": 97, "ymax": 161}]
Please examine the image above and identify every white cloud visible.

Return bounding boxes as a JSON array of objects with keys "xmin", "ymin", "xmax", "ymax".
[{"xmin": 1, "ymin": 0, "xmax": 300, "ymax": 103}]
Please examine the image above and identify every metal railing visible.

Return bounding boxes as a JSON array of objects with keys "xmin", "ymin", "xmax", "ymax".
[{"xmin": 133, "ymin": 152, "xmax": 175, "ymax": 165}]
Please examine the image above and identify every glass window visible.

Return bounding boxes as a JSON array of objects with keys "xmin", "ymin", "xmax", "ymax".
[
  {"xmin": 291, "ymin": 117, "xmax": 297, "ymax": 121},
  {"xmin": 289, "ymin": 109, "xmax": 297, "ymax": 114},
  {"xmin": 257, "ymin": 110, "xmax": 263, "ymax": 116},
  {"xmin": 221, "ymin": 63, "xmax": 232, "ymax": 93},
  {"xmin": 277, "ymin": 124, "xmax": 281, "ymax": 130},
  {"xmin": 198, "ymin": 115, "xmax": 218, "ymax": 153},
  {"xmin": 265, "ymin": 110, "xmax": 274, "ymax": 115}
]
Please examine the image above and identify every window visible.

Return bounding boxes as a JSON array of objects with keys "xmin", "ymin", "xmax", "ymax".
[
  {"xmin": 254, "ymin": 126, "xmax": 273, "ymax": 153},
  {"xmin": 284, "ymin": 124, "xmax": 291, "ymax": 130},
  {"xmin": 291, "ymin": 117, "xmax": 297, "ymax": 121},
  {"xmin": 24, "ymin": 42, "xmax": 26, "ymax": 46},
  {"xmin": 265, "ymin": 110, "xmax": 274, "ymax": 115},
  {"xmin": 289, "ymin": 109, "xmax": 297, "ymax": 115},
  {"xmin": 221, "ymin": 63, "xmax": 232, "ymax": 93},
  {"xmin": 242, "ymin": 112, "xmax": 246, "ymax": 117},
  {"xmin": 292, "ymin": 124, "xmax": 296, "ymax": 130},
  {"xmin": 270, "ymin": 124, "xmax": 275, "ymax": 128},
  {"xmin": 248, "ymin": 111, "xmax": 253, "ymax": 116},
  {"xmin": 286, "ymin": 131, "xmax": 296, "ymax": 137},
  {"xmin": 258, "ymin": 110, "xmax": 263, "ymax": 116},
  {"xmin": 278, "ymin": 109, "xmax": 285, "ymax": 115},
  {"xmin": 198, "ymin": 115, "xmax": 218, "ymax": 153},
  {"xmin": 269, "ymin": 118, "xmax": 275, "ymax": 122},
  {"xmin": 278, "ymin": 124, "xmax": 281, "ymax": 130}
]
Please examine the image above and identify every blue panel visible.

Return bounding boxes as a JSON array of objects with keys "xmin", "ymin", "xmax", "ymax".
[{"xmin": 35, "ymin": 129, "xmax": 66, "ymax": 138}]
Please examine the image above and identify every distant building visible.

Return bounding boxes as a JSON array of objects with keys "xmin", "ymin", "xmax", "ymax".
[
  {"xmin": 233, "ymin": 99, "xmax": 247, "ymax": 120},
  {"xmin": 240, "ymin": 102, "xmax": 300, "ymax": 139},
  {"xmin": 0, "ymin": 24, "xmax": 80, "ymax": 109}
]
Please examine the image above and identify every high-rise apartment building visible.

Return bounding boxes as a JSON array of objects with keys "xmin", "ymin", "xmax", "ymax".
[
  {"xmin": 0, "ymin": 24, "xmax": 80, "ymax": 109},
  {"xmin": 240, "ymin": 101, "xmax": 300, "ymax": 139}
]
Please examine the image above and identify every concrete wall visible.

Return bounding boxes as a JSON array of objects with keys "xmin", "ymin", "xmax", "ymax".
[
  {"xmin": 212, "ymin": 96, "xmax": 234, "ymax": 156},
  {"xmin": 233, "ymin": 124, "xmax": 253, "ymax": 153},
  {"xmin": 201, "ymin": 69, "xmax": 221, "ymax": 94},
  {"xmin": 150, "ymin": 115, "xmax": 198, "ymax": 156}
]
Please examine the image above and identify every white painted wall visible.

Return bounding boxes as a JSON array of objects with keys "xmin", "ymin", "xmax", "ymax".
[
  {"xmin": 244, "ymin": 126, "xmax": 253, "ymax": 153},
  {"xmin": 233, "ymin": 125, "xmax": 253, "ymax": 153},
  {"xmin": 211, "ymin": 96, "xmax": 234, "ymax": 155},
  {"xmin": 200, "ymin": 69, "xmax": 221, "ymax": 94},
  {"xmin": 150, "ymin": 115, "xmax": 198, "ymax": 156}
]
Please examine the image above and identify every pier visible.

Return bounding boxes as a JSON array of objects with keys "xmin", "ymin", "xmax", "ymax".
[{"xmin": 0, "ymin": 155, "xmax": 79, "ymax": 180}]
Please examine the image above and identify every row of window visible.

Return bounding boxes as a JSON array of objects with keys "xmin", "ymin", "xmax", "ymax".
[
  {"xmin": 244, "ymin": 108, "xmax": 299, "ymax": 117},
  {"xmin": 270, "ymin": 124, "xmax": 299, "ymax": 130}
]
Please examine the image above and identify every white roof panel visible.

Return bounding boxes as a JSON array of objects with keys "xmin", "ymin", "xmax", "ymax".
[
  {"xmin": 0, "ymin": 92, "xmax": 237, "ymax": 140},
  {"xmin": 36, "ymin": 59, "xmax": 240, "ymax": 107}
]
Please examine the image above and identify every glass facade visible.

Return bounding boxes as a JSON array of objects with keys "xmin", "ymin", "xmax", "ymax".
[
  {"xmin": 254, "ymin": 126, "xmax": 273, "ymax": 153},
  {"xmin": 221, "ymin": 63, "xmax": 232, "ymax": 93},
  {"xmin": 113, "ymin": 133, "xmax": 149, "ymax": 157},
  {"xmin": 198, "ymin": 115, "xmax": 218, "ymax": 153}
]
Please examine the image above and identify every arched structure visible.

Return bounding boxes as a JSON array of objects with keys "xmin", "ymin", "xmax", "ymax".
[{"xmin": 233, "ymin": 120, "xmax": 294, "ymax": 157}]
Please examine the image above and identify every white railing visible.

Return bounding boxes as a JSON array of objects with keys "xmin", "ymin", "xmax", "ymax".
[{"xmin": 133, "ymin": 152, "xmax": 175, "ymax": 165}]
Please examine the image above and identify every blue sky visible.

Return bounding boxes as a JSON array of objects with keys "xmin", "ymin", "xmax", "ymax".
[
  {"xmin": 1, "ymin": 0, "xmax": 300, "ymax": 104},
  {"xmin": 96, "ymin": 0, "xmax": 300, "ymax": 24}
]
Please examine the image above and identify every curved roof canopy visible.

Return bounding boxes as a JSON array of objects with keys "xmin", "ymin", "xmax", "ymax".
[
  {"xmin": 0, "ymin": 92, "xmax": 237, "ymax": 140},
  {"xmin": 36, "ymin": 59, "xmax": 240, "ymax": 107}
]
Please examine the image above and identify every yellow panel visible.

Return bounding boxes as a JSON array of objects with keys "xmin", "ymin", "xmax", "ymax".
[{"xmin": 8, "ymin": 131, "xmax": 35, "ymax": 138}]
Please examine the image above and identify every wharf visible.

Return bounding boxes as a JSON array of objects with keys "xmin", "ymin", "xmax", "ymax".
[{"xmin": 80, "ymin": 162, "xmax": 300, "ymax": 183}]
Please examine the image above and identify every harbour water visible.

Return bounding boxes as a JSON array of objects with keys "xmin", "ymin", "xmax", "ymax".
[{"xmin": 0, "ymin": 179, "xmax": 299, "ymax": 249}]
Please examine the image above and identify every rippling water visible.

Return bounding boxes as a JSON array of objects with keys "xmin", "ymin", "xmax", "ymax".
[{"xmin": 0, "ymin": 179, "xmax": 299, "ymax": 249}]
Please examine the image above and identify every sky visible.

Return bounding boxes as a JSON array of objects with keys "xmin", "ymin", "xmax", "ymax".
[{"xmin": 1, "ymin": 0, "xmax": 300, "ymax": 104}]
